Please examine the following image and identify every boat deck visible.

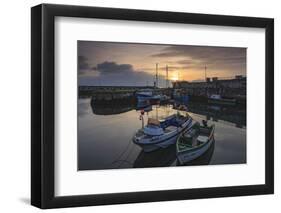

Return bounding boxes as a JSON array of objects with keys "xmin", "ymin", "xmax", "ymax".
[
  {"xmin": 178, "ymin": 126, "xmax": 213, "ymax": 151},
  {"xmin": 164, "ymin": 126, "xmax": 177, "ymax": 132},
  {"xmin": 134, "ymin": 116, "xmax": 190, "ymax": 141},
  {"xmin": 135, "ymin": 125, "xmax": 177, "ymax": 139}
]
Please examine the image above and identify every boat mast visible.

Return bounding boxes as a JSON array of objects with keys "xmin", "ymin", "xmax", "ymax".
[
  {"xmin": 205, "ymin": 65, "xmax": 207, "ymax": 81},
  {"xmin": 155, "ymin": 63, "xmax": 159, "ymax": 88},
  {"xmin": 166, "ymin": 65, "xmax": 169, "ymax": 88}
]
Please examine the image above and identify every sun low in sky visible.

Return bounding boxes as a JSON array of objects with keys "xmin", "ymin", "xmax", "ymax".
[{"xmin": 78, "ymin": 41, "xmax": 246, "ymax": 87}]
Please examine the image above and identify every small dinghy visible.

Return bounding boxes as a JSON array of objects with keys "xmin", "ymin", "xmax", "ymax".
[
  {"xmin": 133, "ymin": 113, "xmax": 192, "ymax": 152},
  {"xmin": 176, "ymin": 120, "xmax": 215, "ymax": 164}
]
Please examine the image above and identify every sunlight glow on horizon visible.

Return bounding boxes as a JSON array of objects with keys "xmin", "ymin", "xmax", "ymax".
[{"xmin": 78, "ymin": 41, "xmax": 246, "ymax": 86}]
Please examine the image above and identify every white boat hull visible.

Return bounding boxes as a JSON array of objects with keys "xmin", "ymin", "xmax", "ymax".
[
  {"xmin": 135, "ymin": 136, "xmax": 178, "ymax": 152},
  {"xmin": 177, "ymin": 137, "xmax": 214, "ymax": 164},
  {"xmin": 133, "ymin": 118, "xmax": 192, "ymax": 152}
]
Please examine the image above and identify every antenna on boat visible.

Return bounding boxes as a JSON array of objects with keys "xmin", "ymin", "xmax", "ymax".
[{"xmin": 166, "ymin": 65, "xmax": 169, "ymax": 88}]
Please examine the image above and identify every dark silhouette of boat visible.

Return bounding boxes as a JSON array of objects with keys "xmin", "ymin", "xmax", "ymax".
[
  {"xmin": 90, "ymin": 97, "xmax": 135, "ymax": 115},
  {"xmin": 187, "ymin": 102, "xmax": 246, "ymax": 127}
]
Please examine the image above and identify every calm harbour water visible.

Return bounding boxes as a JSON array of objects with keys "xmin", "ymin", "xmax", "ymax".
[{"xmin": 78, "ymin": 98, "xmax": 246, "ymax": 170}]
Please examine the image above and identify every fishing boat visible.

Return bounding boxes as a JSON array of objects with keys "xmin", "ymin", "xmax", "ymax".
[
  {"xmin": 176, "ymin": 121, "xmax": 215, "ymax": 164},
  {"xmin": 176, "ymin": 140, "xmax": 215, "ymax": 166},
  {"xmin": 208, "ymin": 94, "xmax": 236, "ymax": 106},
  {"xmin": 136, "ymin": 89, "xmax": 153, "ymax": 102},
  {"xmin": 133, "ymin": 113, "xmax": 192, "ymax": 152}
]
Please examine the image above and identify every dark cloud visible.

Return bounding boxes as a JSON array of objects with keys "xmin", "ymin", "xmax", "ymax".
[
  {"xmin": 80, "ymin": 61, "xmax": 165, "ymax": 86},
  {"xmin": 78, "ymin": 56, "xmax": 92, "ymax": 74},
  {"xmin": 152, "ymin": 45, "xmax": 246, "ymax": 59},
  {"xmin": 176, "ymin": 59, "xmax": 195, "ymax": 65},
  {"xmin": 94, "ymin": 61, "xmax": 134, "ymax": 74},
  {"xmin": 151, "ymin": 45, "xmax": 246, "ymax": 72}
]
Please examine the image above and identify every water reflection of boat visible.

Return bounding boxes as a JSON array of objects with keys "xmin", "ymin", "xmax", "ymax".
[
  {"xmin": 176, "ymin": 121, "xmax": 215, "ymax": 164},
  {"xmin": 90, "ymin": 98, "xmax": 134, "ymax": 115},
  {"xmin": 177, "ymin": 139, "xmax": 215, "ymax": 166},
  {"xmin": 136, "ymin": 100, "xmax": 151, "ymax": 110},
  {"xmin": 187, "ymin": 102, "xmax": 246, "ymax": 127},
  {"xmin": 173, "ymin": 89, "xmax": 189, "ymax": 103},
  {"xmin": 133, "ymin": 113, "xmax": 192, "ymax": 152},
  {"xmin": 151, "ymin": 94, "xmax": 170, "ymax": 104},
  {"xmin": 173, "ymin": 103, "xmax": 188, "ymax": 111},
  {"xmin": 208, "ymin": 94, "xmax": 236, "ymax": 106},
  {"xmin": 133, "ymin": 144, "xmax": 176, "ymax": 168},
  {"xmin": 143, "ymin": 105, "xmax": 152, "ymax": 112}
]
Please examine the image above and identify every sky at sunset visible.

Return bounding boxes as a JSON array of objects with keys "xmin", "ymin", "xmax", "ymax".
[{"xmin": 78, "ymin": 41, "xmax": 246, "ymax": 87}]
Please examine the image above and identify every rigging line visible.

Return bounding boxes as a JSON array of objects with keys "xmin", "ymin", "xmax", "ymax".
[
  {"xmin": 117, "ymin": 143, "xmax": 137, "ymax": 168},
  {"xmin": 110, "ymin": 130, "xmax": 139, "ymax": 166},
  {"xmin": 110, "ymin": 138, "xmax": 133, "ymax": 165}
]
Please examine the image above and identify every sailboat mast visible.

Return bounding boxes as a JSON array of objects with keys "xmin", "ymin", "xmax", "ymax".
[
  {"xmin": 156, "ymin": 63, "xmax": 158, "ymax": 88},
  {"xmin": 166, "ymin": 65, "xmax": 169, "ymax": 88},
  {"xmin": 205, "ymin": 65, "xmax": 207, "ymax": 81}
]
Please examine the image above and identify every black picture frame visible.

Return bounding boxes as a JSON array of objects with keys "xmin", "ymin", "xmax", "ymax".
[{"xmin": 31, "ymin": 3, "xmax": 274, "ymax": 209}]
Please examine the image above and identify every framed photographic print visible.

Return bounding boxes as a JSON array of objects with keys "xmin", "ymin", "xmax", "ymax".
[{"xmin": 31, "ymin": 4, "xmax": 274, "ymax": 209}]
